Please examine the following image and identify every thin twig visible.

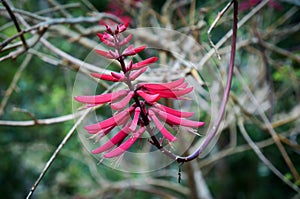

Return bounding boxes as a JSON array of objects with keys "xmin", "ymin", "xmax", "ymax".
[
  {"xmin": 0, "ymin": 52, "xmax": 33, "ymax": 116},
  {"xmin": 238, "ymin": 118, "xmax": 300, "ymax": 193},
  {"xmin": 235, "ymin": 68, "xmax": 300, "ymax": 182},
  {"xmin": 1, "ymin": 0, "xmax": 28, "ymax": 49},
  {"xmin": 0, "ymin": 110, "xmax": 86, "ymax": 126},
  {"xmin": 198, "ymin": 0, "xmax": 270, "ymax": 69},
  {"xmin": 26, "ymin": 108, "xmax": 92, "ymax": 199},
  {"xmin": 207, "ymin": 0, "xmax": 233, "ymax": 60}
]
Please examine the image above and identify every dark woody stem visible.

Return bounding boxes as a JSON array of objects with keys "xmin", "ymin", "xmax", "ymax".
[{"xmin": 116, "ymin": 42, "xmax": 176, "ymax": 154}]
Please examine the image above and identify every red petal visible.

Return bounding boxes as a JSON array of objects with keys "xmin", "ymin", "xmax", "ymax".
[
  {"xmin": 102, "ymin": 32, "xmax": 114, "ymax": 41},
  {"xmin": 122, "ymin": 45, "xmax": 146, "ymax": 56},
  {"xmin": 153, "ymin": 108, "xmax": 205, "ymax": 128},
  {"xmin": 111, "ymin": 72, "xmax": 124, "ymax": 79},
  {"xmin": 137, "ymin": 90, "xmax": 160, "ymax": 103},
  {"xmin": 119, "ymin": 34, "xmax": 133, "ymax": 46},
  {"xmin": 91, "ymin": 126, "xmax": 131, "ymax": 154},
  {"xmin": 129, "ymin": 67, "xmax": 148, "ymax": 81},
  {"xmin": 95, "ymin": 49, "xmax": 115, "ymax": 59},
  {"xmin": 118, "ymin": 24, "xmax": 127, "ymax": 33},
  {"xmin": 154, "ymin": 103, "xmax": 194, "ymax": 118},
  {"xmin": 129, "ymin": 107, "xmax": 140, "ymax": 131},
  {"xmin": 141, "ymin": 78, "xmax": 185, "ymax": 90},
  {"xmin": 105, "ymin": 24, "xmax": 113, "ymax": 34},
  {"xmin": 104, "ymin": 126, "xmax": 146, "ymax": 158},
  {"xmin": 111, "ymin": 91, "xmax": 134, "ymax": 110},
  {"xmin": 74, "ymin": 90, "xmax": 129, "ymax": 105},
  {"xmin": 149, "ymin": 110, "xmax": 177, "ymax": 142},
  {"xmin": 131, "ymin": 57, "xmax": 158, "ymax": 70},
  {"xmin": 97, "ymin": 33, "xmax": 116, "ymax": 47},
  {"xmin": 91, "ymin": 73, "xmax": 119, "ymax": 82},
  {"xmin": 85, "ymin": 106, "xmax": 134, "ymax": 131}
]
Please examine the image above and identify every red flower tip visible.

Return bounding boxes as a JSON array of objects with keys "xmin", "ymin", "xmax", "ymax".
[
  {"xmin": 118, "ymin": 24, "xmax": 127, "ymax": 33},
  {"xmin": 129, "ymin": 67, "xmax": 148, "ymax": 81},
  {"xmin": 91, "ymin": 73, "xmax": 119, "ymax": 82},
  {"xmin": 139, "ymin": 78, "xmax": 193, "ymax": 99},
  {"xmin": 119, "ymin": 34, "xmax": 133, "ymax": 46},
  {"xmin": 154, "ymin": 103, "xmax": 194, "ymax": 118},
  {"xmin": 74, "ymin": 90, "xmax": 129, "ymax": 105},
  {"xmin": 105, "ymin": 24, "xmax": 113, "ymax": 34},
  {"xmin": 131, "ymin": 57, "xmax": 158, "ymax": 70},
  {"xmin": 152, "ymin": 108, "xmax": 205, "ymax": 128},
  {"xmin": 95, "ymin": 49, "xmax": 116, "ymax": 59},
  {"xmin": 137, "ymin": 90, "xmax": 160, "ymax": 103},
  {"xmin": 149, "ymin": 110, "xmax": 177, "ymax": 142},
  {"xmin": 129, "ymin": 107, "xmax": 141, "ymax": 131},
  {"xmin": 122, "ymin": 45, "xmax": 146, "ymax": 56},
  {"xmin": 97, "ymin": 33, "xmax": 116, "ymax": 47},
  {"xmin": 111, "ymin": 91, "xmax": 134, "ymax": 110}
]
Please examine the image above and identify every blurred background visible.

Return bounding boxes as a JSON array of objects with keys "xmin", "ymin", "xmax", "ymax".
[{"xmin": 0, "ymin": 0, "xmax": 299, "ymax": 198}]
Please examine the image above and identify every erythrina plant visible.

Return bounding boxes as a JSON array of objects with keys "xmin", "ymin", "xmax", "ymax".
[{"xmin": 74, "ymin": 24, "xmax": 205, "ymax": 158}]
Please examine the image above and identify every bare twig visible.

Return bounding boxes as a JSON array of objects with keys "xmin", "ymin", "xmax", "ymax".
[
  {"xmin": 238, "ymin": 118, "xmax": 300, "ymax": 193},
  {"xmin": 0, "ymin": 110, "xmax": 86, "ymax": 126},
  {"xmin": 1, "ymin": 0, "xmax": 28, "ymax": 49},
  {"xmin": 0, "ymin": 52, "xmax": 33, "ymax": 116},
  {"xmin": 199, "ymin": 0, "xmax": 270, "ymax": 69},
  {"xmin": 207, "ymin": 0, "xmax": 233, "ymax": 60},
  {"xmin": 26, "ymin": 108, "xmax": 92, "ymax": 199},
  {"xmin": 235, "ymin": 68, "xmax": 300, "ymax": 182}
]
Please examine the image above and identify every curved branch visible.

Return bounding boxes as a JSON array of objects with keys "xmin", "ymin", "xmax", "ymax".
[{"xmin": 176, "ymin": 0, "xmax": 238, "ymax": 162}]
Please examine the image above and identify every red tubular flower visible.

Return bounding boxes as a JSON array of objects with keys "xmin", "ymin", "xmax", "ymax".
[
  {"xmin": 91, "ymin": 73, "xmax": 120, "ymax": 82},
  {"xmin": 74, "ymin": 24, "xmax": 205, "ymax": 158},
  {"xmin": 110, "ymin": 91, "xmax": 134, "ymax": 110},
  {"xmin": 129, "ymin": 107, "xmax": 141, "ymax": 131},
  {"xmin": 92, "ymin": 126, "xmax": 131, "ymax": 154},
  {"xmin": 95, "ymin": 49, "xmax": 117, "ymax": 59},
  {"xmin": 150, "ymin": 107, "xmax": 205, "ymax": 128},
  {"xmin": 84, "ymin": 106, "xmax": 135, "ymax": 132},
  {"xmin": 104, "ymin": 126, "xmax": 146, "ymax": 158},
  {"xmin": 154, "ymin": 103, "xmax": 194, "ymax": 118},
  {"xmin": 119, "ymin": 34, "xmax": 133, "ymax": 46},
  {"xmin": 136, "ymin": 90, "xmax": 160, "ymax": 103},
  {"xmin": 131, "ymin": 57, "xmax": 159, "ymax": 70},
  {"xmin": 149, "ymin": 110, "xmax": 177, "ymax": 142},
  {"xmin": 138, "ymin": 78, "xmax": 193, "ymax": 99},
  {"xmin": 74, "ymin": 90, "xmax": 129, "ymax": 105},
  {"xmin": 122, "ymin": 45, "xmax": 146, "ymax": 56}
]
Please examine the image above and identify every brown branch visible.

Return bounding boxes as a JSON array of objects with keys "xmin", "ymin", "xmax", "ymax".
[
  {"xmin": 235, "ymin": 68, "xmax": 300, "ymax": 182},
  {"xmin": 238, "ymin": 118, "xmax": 300, "ymax": 193},
  {"xmin": 0, "ymin": 110, "xmax": 86, "ymax": 126}
]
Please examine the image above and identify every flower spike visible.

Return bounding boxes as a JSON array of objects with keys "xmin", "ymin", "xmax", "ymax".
[{"xmin": 75, "ymin": 23, "xmax": 205, "ymax": 159}]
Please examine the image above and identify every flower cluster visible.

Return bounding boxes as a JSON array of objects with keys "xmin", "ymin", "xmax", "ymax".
[{"xmin": 74, "ymin": 24, "xmax": 205, "ymax": 158}]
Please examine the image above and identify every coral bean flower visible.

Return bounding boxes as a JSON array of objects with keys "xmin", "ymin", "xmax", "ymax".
[{"xmin": 75, "ymin": 24, "xmax": 205, "ymax": 158}]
